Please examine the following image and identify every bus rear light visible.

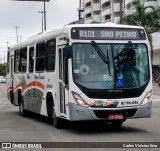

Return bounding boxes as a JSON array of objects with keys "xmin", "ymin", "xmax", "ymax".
[
  {"xmin": 140, "ymin": 91, "xmax": 152, "ymax": 106},
  {"xmin": 71, "ymin": 91, "xmax": 89, "ymax": 108}
]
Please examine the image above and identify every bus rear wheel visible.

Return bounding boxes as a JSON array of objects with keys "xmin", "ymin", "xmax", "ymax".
[{"xmin": 19, "ymin": 94, "xmax": 28, "ymax": 117}]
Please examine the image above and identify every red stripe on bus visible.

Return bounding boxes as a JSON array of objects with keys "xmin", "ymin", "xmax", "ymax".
[
  {"xmin": 8, "ymin": 81, "xmax": 45, "ymax": 93},
  {"xmin": 7, "ymin": 87, "xmax": 13, "ymax": 92},
  {"xmin": 21, "ymin": 81, "xmax": 45, "ymax": 93},
  {"xmin": 34, "ymin": 81, "xmax": 45, "ymax": 90}
]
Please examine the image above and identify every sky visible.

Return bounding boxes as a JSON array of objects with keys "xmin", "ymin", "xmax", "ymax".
[{"xmin": 0, "ymin": 0, "xmax": 79, "ymax": 63}]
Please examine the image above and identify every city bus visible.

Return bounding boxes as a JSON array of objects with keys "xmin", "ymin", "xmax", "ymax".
[{"xmin": 7, "ymin": 23, "xmax": 152, "ymax": 128}]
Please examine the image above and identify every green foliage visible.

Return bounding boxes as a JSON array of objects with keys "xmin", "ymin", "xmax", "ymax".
[
  {"xmin": 0, "ymin": 64, "xmax": 6, "ymax": 76},
  {"xmin": 122, "ymin": 0, "xmax": 160, "ymax": 33},
  {"xmin": 121, "ymin": 0, "xmax": 160, "ymax": 63}
]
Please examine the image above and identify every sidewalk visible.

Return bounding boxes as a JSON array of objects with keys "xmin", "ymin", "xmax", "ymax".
[{"xmin": 153, "ymin": 82, "xmax": 160, "ymax": 100}]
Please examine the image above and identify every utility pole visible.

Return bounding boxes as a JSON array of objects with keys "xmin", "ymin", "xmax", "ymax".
[
  {"xmin": 38, "ymin": 11, "xmax": 44, "ymax": 32},
  {"xmin": 5, "ymin": 42, "xmax": 10, "ymax": 49},
  {"xmin": 78, "ymin": 0, "xmax": 84, "ymax": 20},
  {"xmin": 14, "ymin": 26, "xmax": 20, "ymax": 43},
  {"xmin": 44, "ymin": 1, "xmax": 46, "ymax": 31},
  {"xmin": 19, "ymin": 35, "xmax": 23, "ymax": 42}
]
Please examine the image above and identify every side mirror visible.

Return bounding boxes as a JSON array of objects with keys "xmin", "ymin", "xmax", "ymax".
[{"xmin": 64, "ymin": 45, "xmax": 71, "ymax": 58}]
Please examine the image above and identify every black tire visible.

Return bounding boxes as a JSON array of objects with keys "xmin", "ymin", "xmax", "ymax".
[
  {"xmin": 10, "ymin": 91, "xmax": 14, "ymax": 105},
  {"xmin": 19, "ymin": 94, "xmax": 28, "ymax": 117},
  {"xmin": 52, "ymin": 106, "xmax": 63, "ymax": 128},
  {"xmin": 46, "ymin": 95, "xmax": 53, "ymax": 120},
  {"xmin": 111, "ymin": 120, "xmax": 125, "ymax": 127}
]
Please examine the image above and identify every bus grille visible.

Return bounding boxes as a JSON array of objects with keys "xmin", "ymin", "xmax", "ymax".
[{"xmin": 93, "ymin": 109, "xmax": 137, "ymax": 118}]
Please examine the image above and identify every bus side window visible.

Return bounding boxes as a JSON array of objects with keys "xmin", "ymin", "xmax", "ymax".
[
  {"xmin": 46, "ymin": 39, "xmax": 56, "ymax": 71},
  {"xmin": 14, "ymin": 49, "xmax": 20, "ymax": 73},
  {"xmin": 29, "ymin": 47, "xmax": 34, "ymax": 73},
  {"xmin": 20, "ymin": 47, "xmax": 27, "ymax": 73},
  {"xmin": 36, "ymin": 42, "xmax": 45, "ymax": 72}
]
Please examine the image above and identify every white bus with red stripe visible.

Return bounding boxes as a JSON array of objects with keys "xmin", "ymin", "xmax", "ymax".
[{"xmin": 7, "ymin": 23, "xmax": 152, "ymax": 128}]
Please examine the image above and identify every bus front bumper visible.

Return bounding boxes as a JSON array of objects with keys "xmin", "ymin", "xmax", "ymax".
[{"xmin": 68, "ymin": 102, "xmax": 152, "ymax": 121}]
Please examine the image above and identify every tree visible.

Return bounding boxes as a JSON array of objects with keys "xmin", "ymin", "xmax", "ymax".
[
  {"xmin": 0, "ymin": 64, "xmax": 6, "ymax": 76},
  {"xmin": 121, "ymin": 0, "xmax": 160, "ymax": 63}
]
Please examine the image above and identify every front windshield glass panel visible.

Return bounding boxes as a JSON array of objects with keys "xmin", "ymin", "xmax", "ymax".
[{"xmin": 72, "ymin": 43, "xmax": 149, "ymax": 90}]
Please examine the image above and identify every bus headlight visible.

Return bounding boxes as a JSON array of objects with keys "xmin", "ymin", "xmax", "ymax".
[
  {"xmin": 71, "ymin": 91, "xmax": 88, "ymax": 108},
  {"xmin": 140, "ymin": 91, "xmax": 152, "ymax": 106}
]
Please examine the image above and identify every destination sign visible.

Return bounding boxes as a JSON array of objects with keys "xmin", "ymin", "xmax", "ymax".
[{"xmin": 71, "ymin": 27, "xmax": 146, "ymax": 40}]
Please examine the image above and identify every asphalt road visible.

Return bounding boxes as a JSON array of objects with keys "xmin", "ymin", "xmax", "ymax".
[{"xmin": 0, "ymin": 83, "xmax": 160, "ymax": 151}]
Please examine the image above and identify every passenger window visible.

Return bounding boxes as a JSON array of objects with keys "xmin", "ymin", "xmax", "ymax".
[
  {"xmin": 20, "ymin": 47, "xmax": 27, "ymax": 73},
  {"xmin": 29, "ymin": 47, "xmax": 34, "ymax": 73},
  {"xmin": 46, "ymin": 39, "xmax": 56, "ymax": 71},
  {"xmin": 36, "ymin": 42, "xmax": 45, "ymax": 72},
  {"xmin": 14, "ymin": 49, "xmax": 20, "ymax": 73}
]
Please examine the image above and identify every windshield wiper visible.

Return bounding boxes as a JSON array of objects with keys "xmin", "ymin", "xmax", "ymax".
[
  {"xmin": 91, "ymin": 40, "xmax": 109, "ymax": 64},
  {"xmin": 91, "ymin": 40, "xmax": 111, "ymax": 75}
]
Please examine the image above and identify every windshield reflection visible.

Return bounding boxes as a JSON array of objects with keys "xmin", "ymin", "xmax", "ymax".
[{"xmin": 72, "ymin": 43, "xmax": 149, "ymax": 90}]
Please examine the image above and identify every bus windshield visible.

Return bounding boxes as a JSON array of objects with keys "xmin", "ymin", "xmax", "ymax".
[{"xmin": 72, "ymin": 43, "xmax": 149, "ymax": 90}]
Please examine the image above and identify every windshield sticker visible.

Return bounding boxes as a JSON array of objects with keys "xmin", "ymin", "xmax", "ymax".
[
  {"xmin": 117, "ymin": 73, "xmax": 123, "ymax": 80},
  {"xmin": 116, "ymin": 79, "xmax": 124, "ymax": 88},
  {"xmin": 90, "ymin": 100, "xmax": 119, "ymax": 108},
  {"xmin": 73, "ymin": 73, "xmax": 78, "ymax": 79},
  {"xmin": 74, "ymin": 69, "xmax": 79, "ymax": 73},
  {"xmin": 80, "ymin": 65, "xmax": 90, "ymax": 75}
]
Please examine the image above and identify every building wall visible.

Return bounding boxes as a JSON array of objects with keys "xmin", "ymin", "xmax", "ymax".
[
  {"xmin": 152, "ymin": 32, "xmax": 160, "ymax": 65},
  {"xmin": 125, "ymin": 0, "xmax": 158, "ymax": 15},
  {"xmin": 84, "ymin": 0, "xmax": 123, "ymax": 24}
]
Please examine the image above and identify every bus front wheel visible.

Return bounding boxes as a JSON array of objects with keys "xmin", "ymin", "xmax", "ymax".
[{"xmin": 52, "ymin": 106, "xmax": 62, "ymax": 128}]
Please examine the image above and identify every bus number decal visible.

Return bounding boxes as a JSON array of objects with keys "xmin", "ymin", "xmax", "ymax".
[{"xmin": 79, "ymin": 30, "xmax": 95, "ymax": 38}]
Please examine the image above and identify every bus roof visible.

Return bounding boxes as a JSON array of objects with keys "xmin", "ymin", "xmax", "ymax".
[{"xmin": 8, "ymin": 23, "xmax": 145, "ymax": 51}]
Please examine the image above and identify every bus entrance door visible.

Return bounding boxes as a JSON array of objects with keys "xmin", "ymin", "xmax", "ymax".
[
  {"xmin": 9, "ymin": 57, "xmax": 14, "ymax": 104},
  {"xmin": 58, "ymin": 45, "xmax": 69, "ymax": 117}
]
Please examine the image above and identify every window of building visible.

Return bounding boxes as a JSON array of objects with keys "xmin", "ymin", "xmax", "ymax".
[
  {"xmin": 36, "ymin": 42, "xmax": 45, "ymax": 72},
  {"xmin": 46, "ymin": 39, "xmax": 56, "ymax": 71},
  {"xmin": 127, "ymin": 3, "xmax": 131, "ymax": 10},
  {"xmin": 102, "ymin": 2, "xmax": 110, "ymax": 9},
  {"xmin": 105, "ymin": 14, "xmax": 111, "ymax": 20},
  {"xmin": 85, "ymin": 2, "xmax": 91, "ymax": 8},
  {"xmin": 85, "ymin": 13, "xmax": 92, "ymax": 18}
]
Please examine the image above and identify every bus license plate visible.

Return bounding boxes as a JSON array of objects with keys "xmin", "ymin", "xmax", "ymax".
[{"xmin": 108, "ymin": 114, "xmax": 123, "ymax": 120}]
